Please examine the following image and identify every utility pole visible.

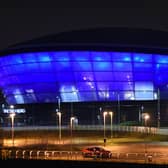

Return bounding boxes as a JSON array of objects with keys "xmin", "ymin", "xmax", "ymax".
[
  {"xmin": 117, "ymin": 92, "xmax": 120, "ymax": 124},
  {"xmin": 157, "ymin": 88, "xmax": 160, "ymax": 129}
]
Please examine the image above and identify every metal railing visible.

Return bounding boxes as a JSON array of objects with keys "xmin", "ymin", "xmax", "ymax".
[
  {"xmin": 2, "ymin": 125, "xmax": 158, "ymax": 134},
  {"xmin": 1, "ymin": 149, "xmax": 168, "ymax": 164}
]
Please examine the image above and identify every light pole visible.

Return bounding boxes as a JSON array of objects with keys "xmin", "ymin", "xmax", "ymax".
[
  {"xmin": 143, "ymin": 113, "xmax": 150, "ymax": 157},
  {"xmin": 157, "ymin": 88, "xmax": 160, "ymax": 129},
  {"xmin": 103, "ymin": 112, "xmax": 107, "ymax": 146},
  {"xmin": 9, "ymin": 105, "xmax": 15, "ymax": 147},
  {"xmin": 57, "ymin": 111, "xmax": 62, "ymax": 143},
  {"xmin": 144, "ymin": 113, "xmax": 150, "ymax": 128},
  {"xmin": 98, "ymin": 107, "xmax": 102, "ymax": 125},
  {"xmin": 56, "ymin": 96, "xmax": 61, "ymax": 112},
  {"xmin": 109, "ymin": 111, "xmax": 113, "ymax": 138},
  {"xmin": 117, "ymin": 92, "xmax": 120, "ymax": 124},
  {"xmin": 70, "ymin": 116, "xmax": 75, "ymax": 153}
]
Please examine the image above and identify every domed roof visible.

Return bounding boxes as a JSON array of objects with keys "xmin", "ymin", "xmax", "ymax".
[{"xmin": 1, "ymin": 27, "xmax": 168, "ymax": 55}]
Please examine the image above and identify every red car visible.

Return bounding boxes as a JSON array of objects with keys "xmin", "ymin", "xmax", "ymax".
[{"xmin": 82, "ymin": 146, "xmax": 112, "ymax": 158}]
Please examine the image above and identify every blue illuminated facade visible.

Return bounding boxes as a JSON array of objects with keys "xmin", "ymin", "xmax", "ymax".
[{"xmin": 0, "ymin": 51, "xmax": 168, "ymax": 104}]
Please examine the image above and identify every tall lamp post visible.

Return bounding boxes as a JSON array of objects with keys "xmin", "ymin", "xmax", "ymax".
[
  {"xmin": 70, "ymin": 117, "xmax": 75, "ymax": 153},
  {"xmin": 56, "ymin": 96, "xmax": 61, "ymax": 143},
  {"xmin": 144, "ymin": 113, "xmax": 150, "ymax": 133},
  {"xmin": 10, "ymin": 105, "xmax": 15, "ymax": 147},
  {"xmin": 157, "ymin": 88, "xmax": 160, "ymax": 129},
  {"xmin": 109, "ymin": 111, "xmax": 113, "ymax": 138},
  {"xmin": 56, "ymin": 96, "xmax": 61, "ymax": 112},
  {"xmin": 143, "ymin": 113, "xmax": 150, "ymax": 156},
  {"xmin": 103, "ymin": 112, "xmax": 107, "ymax": 146},
  {"xmin": 57, "ymin": 111, "xmax": 62, "ymax": 143}
]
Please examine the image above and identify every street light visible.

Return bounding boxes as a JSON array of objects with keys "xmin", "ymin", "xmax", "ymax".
[
  {"xmin": 143, "ymin": 113, "xmax": 150, "ymax": 157},
  {"xmin": 144, "ymin": 113, "xmax": 150, "ymax": 135},
  {"xmin": 109, "ymin": 111, "xmax": 113, "ymax": 138},
  {"xmin": 157, "ymin": 88, "xmax": 160, "ymax": 129},
  {"xmin": 70, "ymin": 116, "xmax": 76, "ymax": 153},
  {"xmin": 70, "ymin": 117, "xmax": 75, "ymax": 131},
  {"xmin": 57, "ymin": 111, "xmax": 62, "ymax": 143},
  {"xmin": 9, "ymin": 105, "xmax": 15, "ymax": 147},
  {"xmin": 144, "ymin": 113, "xmax": 150, "ymax": 128},
  {"xmin": 103, "ymin": 111, "xmax": 107, "ymax": 146},
  {"xmin": 56, "ymin": 96, "xmax": 61, "ymax": 112}
]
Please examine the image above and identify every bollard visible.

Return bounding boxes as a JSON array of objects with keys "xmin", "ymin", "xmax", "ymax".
[
  {"xmin": 147, "ymin": 155, "xmax": 153, "ymax": 162},
  {"xmin": 103, "ymin": 138, "xmax": 106, "ymax": 147}
]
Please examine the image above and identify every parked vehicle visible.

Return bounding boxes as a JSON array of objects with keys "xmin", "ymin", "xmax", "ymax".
[{"xmin": 82, "ymin": 146, "xmax": 112, "ymax": 158}]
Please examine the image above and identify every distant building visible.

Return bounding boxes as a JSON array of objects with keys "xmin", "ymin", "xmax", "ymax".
[{"xmin": 0, "ymin": 27, "xmax": 168, "ymax": 126}]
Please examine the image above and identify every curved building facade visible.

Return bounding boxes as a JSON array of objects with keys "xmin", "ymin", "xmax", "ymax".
[
  {"xmin": 0, "ymin": 50, "xmax": 168, "ymax": 104},
  {"xmin": 0, "ymin": 27, "xmax": 168, "ymax": 105}
]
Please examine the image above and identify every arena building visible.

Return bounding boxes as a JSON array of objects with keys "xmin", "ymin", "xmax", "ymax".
[{"xmin": 0, "ymin": 27, "xmax": 168, "ymax": 126}]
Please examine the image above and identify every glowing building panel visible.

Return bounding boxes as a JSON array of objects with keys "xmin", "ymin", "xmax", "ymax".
[{"xmin": 0, "ymin": 51, "xmax": 168, "ymax": 104}]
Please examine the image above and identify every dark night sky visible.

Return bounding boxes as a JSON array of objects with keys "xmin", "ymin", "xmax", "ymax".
[
  {"xmin": 0, "ymin": 1, "xmax": 168, "ymax": 125},
  {"xmin": 0, "ymin": 1, "xmax": 168, "ymax": 50}
]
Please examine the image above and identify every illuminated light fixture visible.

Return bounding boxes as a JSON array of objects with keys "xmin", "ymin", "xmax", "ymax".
[{"xmin": 26, "ymin": 89, "xmax": 34, "ymax": 93}]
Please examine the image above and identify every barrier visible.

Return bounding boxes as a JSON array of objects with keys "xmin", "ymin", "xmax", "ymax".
[{"xmin": 1, "ymin": 149, "xmax": 168, "ymax": 164}]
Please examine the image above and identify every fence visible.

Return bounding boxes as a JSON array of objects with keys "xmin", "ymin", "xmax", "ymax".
[
  {"xmin": 2, "ymin": 125, "xmax": 158, "ymax": 134},
  {"xmin": 1, "ymin": 149, "xmax": 168, "ymax": 164}
]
